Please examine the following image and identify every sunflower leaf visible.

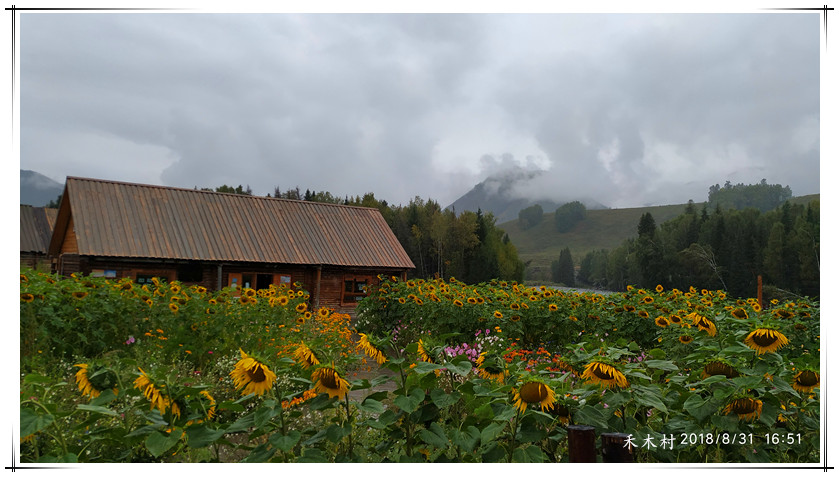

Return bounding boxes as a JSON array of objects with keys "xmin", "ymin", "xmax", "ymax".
[
  {"xmin": 269, "ymin": 430, "xmax": 301, "ymax": 452},
  {"xmin": 451, "ymin": 425, "xmax": 480, "ymax": 452},
  {"xmin": 683, "ymin": 394, "xmax": 718, "ymax": 423},
  {"xmin": 573, "ymin": 405, "xmax": 609, "ymax": 432},
  {"xmin": 76, "ymin": 404, "xmax": 120, "ymax": 417},
  {"xmin": 418, "ymin": 422, "xmax": 449, "ymax": 448},
  {"xmin": 185, "ymin": 425, "xmax": 225, "ymax": 448},
  {"xmin": 643, "ymin": 360, "xmax": 679, "ymax": 372},
  {"xmin": 480, "ymin": 421, "xmax": 506, "ymax": 446},
  {"xmin": 430, "ymin": 388, "xmax": 460, "ymax": 408},
  {"xmin": 413, "ymin": 361, "xmax": 445, "ymax": 375},
  {"xmin": 145, "ymin": 429, "xmax": 182, "ymax": 457},
  {"xmin": 445, "ymin": 356, "xmax": 474, "ymax": 377},
  {"xmin": 358, "ymin": 397, "xmax": 385, "ymax": 414},
  {"xmin": 20, "ymin": 406, "xmax": 54, "ymax": 439}
]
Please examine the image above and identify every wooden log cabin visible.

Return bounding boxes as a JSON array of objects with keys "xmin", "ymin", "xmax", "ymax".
[
  {"xmin": 47, "ymin": 177, "xmax": 415, "ymax": 313},
  {"xmin": 20, "ymin": 205, "xmax": 58, "ymax": 272}
]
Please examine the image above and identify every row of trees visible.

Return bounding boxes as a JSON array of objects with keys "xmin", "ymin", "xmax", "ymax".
[
  {"xmin": 576, "ymin": 198, "xmax": 819, "ymax": 299},
  {"xmin": 264, "ymin": 186, "xmax": 526, "ymax": 284}
]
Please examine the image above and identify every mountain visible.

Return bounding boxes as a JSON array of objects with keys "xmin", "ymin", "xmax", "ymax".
[
  {"xmin": 446, "ymin": 168, "xmax": 606, "ymax": 223},
  {"xmin": 20, "ymin": 170, "xmax": 64, "ymax": 207}
]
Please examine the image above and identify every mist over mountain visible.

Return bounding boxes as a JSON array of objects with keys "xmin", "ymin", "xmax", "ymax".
[
  {"xmin": 446, "ymin": 167, "xmax": 607, "ymax": 223},
  {"xmin": 20, "ymin": 170, "xmax": 64, "ymax": 207}
]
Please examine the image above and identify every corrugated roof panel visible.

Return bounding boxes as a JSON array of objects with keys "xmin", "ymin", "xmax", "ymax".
[
  {"xmin": 20, "ymin": 206, "xmax": 58, "ymax": 253},
  {"xmin": 61, "ymin": 177, "xmax": 414, "ymax": 269}
]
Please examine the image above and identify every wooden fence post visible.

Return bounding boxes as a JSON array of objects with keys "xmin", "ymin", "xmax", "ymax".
[
  {"xmin": 757, "ymin": 274, "xmax": 763, "ymax": 310},
  {"xmin": 601, "ymin": 432, "xmax": 634, "ymax": 462},
  {"xmin": 567, "ymin": 425, "xmax": 597, "ymax": 462}
]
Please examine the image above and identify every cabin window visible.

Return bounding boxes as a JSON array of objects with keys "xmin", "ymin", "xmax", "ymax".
[
  {"xmin": 343, "ymin": 276, "xmax": 371, "ymax": 304},
  {"xmin": 135, "ymin": 274, "xmax": 157, "ymax": 286},
  {"xmin": 177, "ymin": 264, "xmax": 203, "ymax": 283}
]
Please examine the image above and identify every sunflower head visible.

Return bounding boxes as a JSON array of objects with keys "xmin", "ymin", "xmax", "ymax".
[
  {"xmin": 311, "ymin": 366, "xmax": 350, "ymax": 400},
  {"xmin": 690, "ymin": 313, "xmax": 717, "ymax": 337},
  {"xmin": 581, "ymin": 359, "xmax": 629, "ymax": 389},
  {"xmin": 230, "ymin": 349, "xmax": 278, "ymax": 396},
  {"xmin": 293, "ymin": 342, "xmax": 321, "ymax": 368},
  {"xmin": 476, "ymin": 352, "xmax": 507, "ymax": 384},
  {"xmin": 357, "ymin": 333, "xmax": 388, "ymax": 365},
  {"xmin": 512, "ymin": 379, "xmax": 556, "ymax": 413},
  {"xmin": 723, "ymin": 395, "xmax": 763, "ymax": 421},
  {"xmin": 134, "ymin": 367, "xmax": 170, "ymax": 414},
  {"xmin": 654, "ymin": 316, "xmax": 670, "ymax": 328},
  {"xmin": 732, "ymin": 307, "xmax": 749, "ymax": 319},
  {"xmin": 792, "ymin": 369, "xmax": 820, "ymax": 393},
  {"xmin": 75, "ymin": 363, "xmax": 119, "ymax": 399},
  {"xmin": 744, "ymin": 328, "xmax": 789, "ymax": 355},
  {"xmin": 702, "ymin": 359, "xmax": 740, "ymax": 379}
]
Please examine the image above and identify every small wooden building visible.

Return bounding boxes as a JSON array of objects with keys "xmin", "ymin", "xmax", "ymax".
[
  {"xmin": 20, "ymin": 205, "xmax": 58, "ymax": 272},
  {"xmin": 48, "ymin": 177, "xmax": 415, "ymax": 312}
]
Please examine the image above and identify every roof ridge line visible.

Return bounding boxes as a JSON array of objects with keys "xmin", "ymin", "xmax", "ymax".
[{"xmin": 64, "ymin": 176, "xmax": 380, "ymax": 211}]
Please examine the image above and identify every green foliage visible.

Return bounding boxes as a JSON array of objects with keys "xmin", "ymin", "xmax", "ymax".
[
  {"xmin": 518, "ymin": 204, "xmax": 544, "ymax": 230},
  {"xmin": 578, "ymin": 197, "xmax": 819, "ymax": 298},
  {"xmin": 554, "ymin": 201, "xmax": 587, "ymax": 233},
  {"xmin": 20, "ymin": 270, "xmax": 820, "ymax": 463},
  {"xmin": 708, "ymin": 179, "xmax": 792, "ymax": 212},
  {"xmin": 551, "ymin": 248, "xmax": 575, "ymax": 286}
]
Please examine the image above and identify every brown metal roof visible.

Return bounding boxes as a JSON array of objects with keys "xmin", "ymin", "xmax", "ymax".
[
  {"xmin": 50, "ymin": 177, "xmax": 415, "ymax": 269},
  {"xmin": 20, "ymin": 205, "xmax": 57, "ymax": 253}
]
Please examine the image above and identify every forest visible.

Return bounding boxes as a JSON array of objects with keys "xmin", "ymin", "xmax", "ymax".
[{"xmin": 574, "ymin": 183, "xmax": 819, "ymax": 300}]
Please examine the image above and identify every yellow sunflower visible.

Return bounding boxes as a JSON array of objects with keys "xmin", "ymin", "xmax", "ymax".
[
  {"xmin": 475, "ymin": 352, "xmax": 507, "ymax": 384},
  {"xmin": 230, "ymin": 349, "xmax": 277, "ymax": 396},
  {"xmin": 548, "ymin": 304, "xmax": 558, "ymax": 312},
  {"xmin": 512, "ymin": 380, "xmax": 556, "ymax": 413},
  {"xmin": 550, "ymin": 402, "xmax": 572, "ymax": 425},
  {"xmin": 669, "ymin": 314, "xmax": 683, "ymax": 325},
  {"xmin": 654, "ymin": 316, "xmax": 670, "ymax": 328},
  {"xmin": 21, "ymin": 293, "xmax": 34, "ymax": 303},
  {"xmin": 679, "ymin": 335, "xmax": 694, "ymax": 344},
  {"xmin": 689, "ymin": 313, "xmax": 717, "ymax": 337},
  {"xmin": 72, "ymin": 291, "xmax": 88, "ymax": 299},
  {"xmin": 744, "ymin": 328, "xmax": 789, "ymax": 354},
  {"xmin": 295, "ymin": 302, "xmax": 308, "ymax": 313},
  {"xmin": 417, "ymin": 339, "xmax": 435, "ymax": 363},
  {"xmin": 723, "ymin": 396, "xmax": 763, "ymax": 421},
  {"xmin": 732, "ymin": 307, "xmax": 749, "ymax": 319},
  {"xmin": 318, "ymin": 307, "xmax": 331, "ymax": 319},
  {"xmin": 134, "ymin": 367, "xmax": 169, "ymax": 414},
  {"xmin": 792, "ymin": 370, "xmax": 820, "ymax": 393},
  {"xmin": 702, "ymin": 359, "xmax": 740, "ymax": 379},
  {"xmin": 74, "ymin": 363, "xmax": 119, "ymax": 400},
  {"xmin": 493, "ymin": 310, "xmax": 504, "ymax": 319},
  {"xmin": 293, "ymin": 342, "xmax": 320, "ymax": 368},
  {"xmin": 357, "ymin": 333, "xmax": 387, "ymax": 365},
  {"xmin": 311, "ymin": 366, "xmax": 350, "ymax": 400},
  {"xmin": 581, "ymin": 360, "xmax": 629, "ymax": 389}
]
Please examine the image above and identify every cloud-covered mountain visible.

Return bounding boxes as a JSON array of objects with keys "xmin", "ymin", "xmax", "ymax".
[
  {"xmin": 446, "ymin": 167, "xmax": 606, "ymax": 224},
  {"xmin": 20, "ymin": 170, "xmax": 64, "ymax": 207}
]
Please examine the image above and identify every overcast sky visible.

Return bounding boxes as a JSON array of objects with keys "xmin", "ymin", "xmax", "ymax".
[{"xmin": 17, "ymin": 5, "xmax": 824, "ymax": 209}]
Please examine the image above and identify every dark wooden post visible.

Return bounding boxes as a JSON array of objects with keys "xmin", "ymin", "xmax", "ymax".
[
  {"xmin": 568, "ymin": 425, "xmax": 597, "ymax": 462},
  {"xmin": 601, "ymin": 432, "xmax": 634, "ymax": 462},
  {"xmin": 757, "ymin": 274, "xmax": 763, "ymax": 310}
]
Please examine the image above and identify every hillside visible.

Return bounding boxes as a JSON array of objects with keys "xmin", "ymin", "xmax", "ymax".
[
  {"xmin": 499, "ymin": 194, "xmax": 820, "ymax": 282},
  {"xmin": 446, "ymin": 167, "xmax": 606, "ymax": 223},
  {"xmin": 21, "ymin": 170, "xmax": 63, "ymax": 207}
]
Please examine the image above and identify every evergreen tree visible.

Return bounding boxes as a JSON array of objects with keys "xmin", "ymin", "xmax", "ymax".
[{"xmin": 551, "ymin": 248, "xmax": 575, "ymax": 286}]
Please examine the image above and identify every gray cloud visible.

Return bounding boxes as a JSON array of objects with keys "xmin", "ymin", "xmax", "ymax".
[{"xmin": 20, "ymin": 12, "xmax": 820, "ymax": 208}]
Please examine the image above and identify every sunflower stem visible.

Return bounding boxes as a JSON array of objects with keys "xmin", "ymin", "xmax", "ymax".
[
  {"xmin": 344, "ymin": 392, "xmax": 354, "ymax": 456},
  {"xmin": 507, "ymin": 410, "xmax": 521, "ymax": 463}
]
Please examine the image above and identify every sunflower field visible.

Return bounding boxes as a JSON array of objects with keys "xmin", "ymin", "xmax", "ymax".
[{"xmin": 19, "ymin": 269, "xmax": 820, "ymax": 463}]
